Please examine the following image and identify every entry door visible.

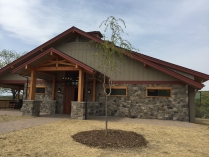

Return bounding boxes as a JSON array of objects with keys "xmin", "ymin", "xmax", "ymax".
[{"xmin": 63, "ymin": 86, "xmax": 77, "ymax": 114}]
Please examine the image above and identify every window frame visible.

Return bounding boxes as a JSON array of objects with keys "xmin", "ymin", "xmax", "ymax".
[
  {"xmin": 28, "ymin": 86, "xmax": 46, "ymax": 94},
  {"xmin": 105, "ymin": 86, "xmax": 128, "ymax": 96},
  {"xmin": 146, "ymin": 87, "xmax": 172, "ymax": 98}
]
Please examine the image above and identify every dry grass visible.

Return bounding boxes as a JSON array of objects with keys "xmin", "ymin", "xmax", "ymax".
[
  {"xmin": 0, "ymin": 119, "xmax": 209, "ymax": 157},
  {"xmin": 0, "ymin": 115, "xmax": 34, "ymax": 123}
]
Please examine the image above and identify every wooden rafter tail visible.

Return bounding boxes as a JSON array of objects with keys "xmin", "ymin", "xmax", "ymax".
[
  {"xmin": 143, "ymin": 63, "xmax": 147, "ymax": 68},
  {"xmin": 75, "ymin": 65, "xmax": 78, "ymax": 69}
]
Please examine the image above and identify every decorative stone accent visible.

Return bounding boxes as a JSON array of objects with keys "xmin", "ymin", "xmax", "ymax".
[
  {"xmin": 96, "ymin": 84, "xmax": 189, "ymax": 121},
  {"xmin": 71, "ymin": 101, "xmax": 86, "ymax": 119},
  {"xmin": 21, "ymin": 100, "xmax": 42, "ymax": 116}
]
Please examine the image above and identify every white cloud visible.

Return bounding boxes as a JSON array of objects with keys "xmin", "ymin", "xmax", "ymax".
[{"xmin": 0, "ymin": 0, "xmax": 208, "ymax": 90}]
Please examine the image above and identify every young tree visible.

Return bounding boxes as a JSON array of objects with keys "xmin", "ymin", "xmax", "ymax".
[
  {"xmin": 92, "ymin": 16, "xmax": 138, "ymax": 136},
  {"xmin": 0, "ymin": 49, "xmax": 26, "ymax": 99}
]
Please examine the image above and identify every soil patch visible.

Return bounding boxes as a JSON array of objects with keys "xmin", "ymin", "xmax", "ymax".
[{"xmin": 72, "ymin": 129, "xmax": 148, "ymax": 149}]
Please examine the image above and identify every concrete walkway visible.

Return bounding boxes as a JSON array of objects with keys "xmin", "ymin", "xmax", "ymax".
[
  {"xmin": 0, "ymin": 109, "xmax": 71, "ymax": 134},
  {"xmin": 0, "ymin": 109, "xmax": 196, "ymax": 135}
]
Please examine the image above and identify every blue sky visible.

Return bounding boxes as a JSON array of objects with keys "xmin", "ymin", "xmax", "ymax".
[{"xmin": 0, "ymin": 0, "xmax": 209, "ymax": 90}]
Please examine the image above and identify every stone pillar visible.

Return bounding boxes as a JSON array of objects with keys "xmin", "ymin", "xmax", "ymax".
[
  {"xmin": 188, "ymin": 86, "xmax": 195, "ymax": 123},
  {"xmin": 21, "ymin": 100, "xmax": 42, "ymax": 116},
  {"xmin": 43, "ymin": 100, "xmax": 56, "ymax": 114},
  {"xmin": 71, "ymin": 101, "xmax": 86, "ymax": 119}
]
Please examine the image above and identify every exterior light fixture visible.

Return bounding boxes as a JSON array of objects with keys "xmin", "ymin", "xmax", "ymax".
[
  {"xmin": 57, "ymin": 88, "xmax": 61, "ymax": 93},
  {"xmin": 87, "ymin": 88, "xmax": 91, "ymax": 94}
]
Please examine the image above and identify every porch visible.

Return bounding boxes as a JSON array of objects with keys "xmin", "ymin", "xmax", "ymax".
[{"xmin": 8, "ymin": 48, "xmax": 99, "ymax": 118}]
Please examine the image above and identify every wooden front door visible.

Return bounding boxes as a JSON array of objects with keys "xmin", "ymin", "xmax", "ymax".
[{"xmin": 63, "ymin": 86, "xmax": 78, "ymax": 114}]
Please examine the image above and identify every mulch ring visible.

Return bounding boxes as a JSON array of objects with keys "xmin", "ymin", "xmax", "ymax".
[{"xmin": 72, "ymin": 129, "xmax": 148, "ymax": 149}]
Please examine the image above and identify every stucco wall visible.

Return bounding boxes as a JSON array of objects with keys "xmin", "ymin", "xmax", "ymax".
[{"xmin": 96, "ymin": 84, "xmax": 189, "ymax": 121}]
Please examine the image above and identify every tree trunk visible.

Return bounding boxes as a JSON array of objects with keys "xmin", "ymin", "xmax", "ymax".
[{"xmin": 105, "ymin": 95, "xmax": 108, "ymax": 136}]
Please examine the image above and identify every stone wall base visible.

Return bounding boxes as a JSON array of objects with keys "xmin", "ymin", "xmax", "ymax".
[
  {"xmin": 71, "ymin": 101, "xmax": 102, "ymax": 119},
  {"xmin": 21, "ymin": 100, "xmax": 42, "ymax": 116}
]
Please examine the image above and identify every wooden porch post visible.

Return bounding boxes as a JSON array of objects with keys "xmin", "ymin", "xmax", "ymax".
[
  {"xmin": 29, "ymin": 70, "xmax": 37, "ymax": 100},
  {"xmin": 52, "ymin": 76, "xmax": 55, "ymax": 100},
  {"xmin": 92, "ymin": 78, "xmax": 96, "ymax": 102},
  {"xmin": 78, "ymin": 69, "xmax": 84, "ymax": 102}
]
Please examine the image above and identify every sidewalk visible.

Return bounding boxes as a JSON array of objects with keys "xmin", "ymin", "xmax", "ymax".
[{"xmin": 0, "ymin": 110, "xmax": 71, "ymax": 134}]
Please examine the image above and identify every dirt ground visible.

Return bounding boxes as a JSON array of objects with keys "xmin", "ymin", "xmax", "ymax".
[
  {"xmin": 72, "ymin": 129, "xmax": 148, "ymax": 148},
  {"xmin": 0, "ymin": 118, "xmax": 209, "ymax": 157}
]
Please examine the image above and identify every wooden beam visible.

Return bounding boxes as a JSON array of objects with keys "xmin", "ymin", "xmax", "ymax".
[
  {"xmin": 78, "ymin": 69, "xmax": 84, "ymax": 102},
  {"xmin": 25, "ymin": 65, "xmax": 35, "ymax": 71},
  {"xmin": 92, "ymin": 77, "xmax": 96, "ymax": 102},
  {"xmin": 75, "ymin": 65, "xmax": 78, "ymax": 69},
  {"xmin": 52, "ymin": 76, "xmax": 55, "ymax": 100},
  {"xmin": 29, "ymin": 70, "xmax": 37, "ymax": 100},
  {"xmin": 143, "ymin": 63, "xmax": 147, "ymax": 68},
  {"xmin": 36, "ymin": 67, "xmax": 79, "ymax": 71}
]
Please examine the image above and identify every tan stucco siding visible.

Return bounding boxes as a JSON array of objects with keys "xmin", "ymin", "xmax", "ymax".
[{"xmin": 56, "ymin": 42, "xmax": 178, "ymax": 81}]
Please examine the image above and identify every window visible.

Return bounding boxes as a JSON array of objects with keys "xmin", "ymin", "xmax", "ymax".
[
  {"xmin": 36, "ymin": 87, "xmax": 46, "ymax": 94},
  {"xmin": 28, "ymin": 86, "xmax": 46, "ymax": 94},
  {"xmin": 106, "ymin": 86, "xmax": 127, "ymax": 96},
  {"xmin": 146, "ymin": 87, "xmax": 171, "ymax": 98}
]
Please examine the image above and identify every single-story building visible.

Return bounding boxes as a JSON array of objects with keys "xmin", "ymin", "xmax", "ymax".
[{"xmin": 0, "ymin": 26, "xmax": 209, "ymax": 122}]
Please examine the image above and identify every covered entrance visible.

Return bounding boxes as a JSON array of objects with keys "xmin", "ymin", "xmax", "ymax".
[{"xmin": 11, "ymin": 48, "xmax": 96, "ymax": 115}]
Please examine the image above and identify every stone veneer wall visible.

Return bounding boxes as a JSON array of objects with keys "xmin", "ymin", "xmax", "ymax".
[
  {"xmin": 55, "ymin": 83, "xmax": 65, "ymax": 114},
  {"xmin": 96, "ymin": 84, "xmax": 189, "ymax": 121},
  {"xmin": 71, "ymin": 101, "xmax": 102, "ymax": 119},
  {"xmin": 21, "ymin": 100, "xmax": 42, "ymax": 116},
  {"xmin": 23, "ymin": 82, "xmax": 63, "ymax": 114}
]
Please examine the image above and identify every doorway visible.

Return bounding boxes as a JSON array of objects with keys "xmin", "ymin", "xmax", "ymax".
[{"xmin": 63, "ymin": 86, "xmax": 78, "ymax": 114}]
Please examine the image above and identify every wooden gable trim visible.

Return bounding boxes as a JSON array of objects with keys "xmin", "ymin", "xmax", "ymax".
[
  {"xmin": 0, "ymin": 27, "xmax": 102, "ymax": 74},
  {"xmin": 12, "ymin": 48, "xmax": 94, "ymax": 74}
]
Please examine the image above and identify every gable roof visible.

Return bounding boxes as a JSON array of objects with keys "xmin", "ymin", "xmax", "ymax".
[
  {"xmin": 0, "ymin": 26, "xmax": 208, "ymax": 89},
  {"xmin": 12, "ymin": 47, "xmax": 94, "ymax": 75}
]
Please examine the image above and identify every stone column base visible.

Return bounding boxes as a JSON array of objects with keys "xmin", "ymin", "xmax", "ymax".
[
  {"xmin": 21, "ymin": 100, "xmax": 42, "ymax": 116},
  {"xmin": 71, "ymin": 101, "xmax": 86, "ymax": 120},
  {"xmin": 43, "ymin": 100, "xmax": 56, "ymax": 114},
  {"xmin": 71, "ymin": 101, "xmax": 102, "ymax": 119}
]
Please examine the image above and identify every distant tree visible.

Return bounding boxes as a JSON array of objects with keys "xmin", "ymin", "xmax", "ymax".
[
  {"xmin": 0, "ymin": 49, "xmax": 26, "ymax": 99},
  {"xmin": 91, "ymin": 16, "xmax": 138, "ymax": 136}
]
